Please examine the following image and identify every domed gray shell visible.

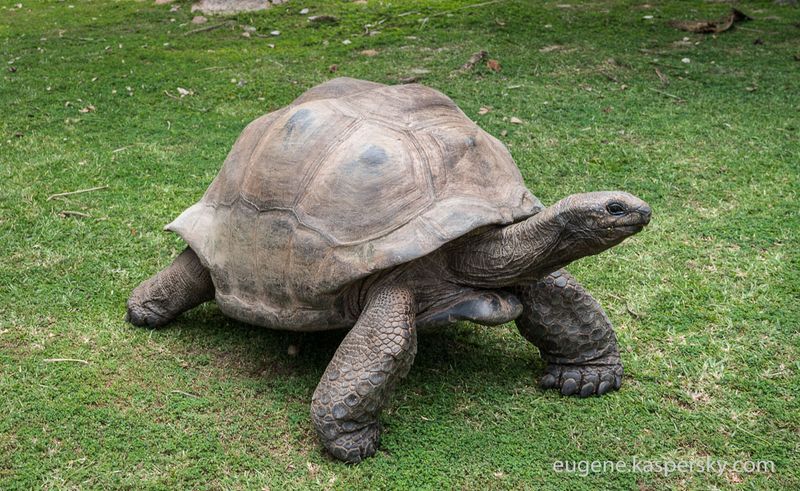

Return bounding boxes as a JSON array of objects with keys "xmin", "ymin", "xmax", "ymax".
[{"xmin": 166, "ymin": 78, "xmax": 541, "ymax": 330}]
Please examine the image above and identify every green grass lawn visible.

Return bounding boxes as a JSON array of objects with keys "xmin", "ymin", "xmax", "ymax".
[{"xmin": 1, "ymin": 0, "xmax": 798, "ymax": 489}]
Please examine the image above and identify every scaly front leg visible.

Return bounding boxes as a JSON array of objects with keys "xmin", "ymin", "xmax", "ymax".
[
  {"xmin": 311, "ymin": 286, "xmax": 417, "ymax": 463},
  {"xmin": 515, "ymin": 269, "xmax": 623, "ymax": 397}
]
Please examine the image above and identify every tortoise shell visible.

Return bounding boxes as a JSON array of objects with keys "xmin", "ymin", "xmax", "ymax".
[{"xmin": 166, "ymin": 78, "xmax": 541, "ymax": 330}]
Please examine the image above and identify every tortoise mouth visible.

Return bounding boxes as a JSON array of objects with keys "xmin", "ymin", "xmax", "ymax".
[
  {"xmin": 592, "ymin": 222, "xmax": 646, "ymax": 236},
  {"xmin": 615, "ymin": 224, "xmax": 644, "ymax": 234}
]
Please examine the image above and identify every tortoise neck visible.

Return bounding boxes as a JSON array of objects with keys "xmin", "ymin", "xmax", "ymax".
[{"xmin": 444, "ymin": 204, "xmax": 573, "ymax": 288}]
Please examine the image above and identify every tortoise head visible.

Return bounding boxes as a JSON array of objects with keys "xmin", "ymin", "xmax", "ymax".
[
  {"xmin": 514, "ymin": 190, "xmax": 651, "ymax": 281},
  {"xmin": 554, "ymin": 191, "xmax": 652, "ymax": 256}
]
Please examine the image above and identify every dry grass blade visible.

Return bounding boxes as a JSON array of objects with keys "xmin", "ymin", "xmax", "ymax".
[
  {"xmin": 655, "ymin": 68, "xmax": 670, "ymax": 86},
  {"xmin": 46, "ymin": 185, "xmax": 108, "ymax": 201},
  {"xmin": 184, "ymin": 21, "xmax": 235, "ymax": 36},
  {"xmin": 58, "ymin": 210, "xmax": 91, "ymax": 218},
  {"xmin": 649, "ymin": 87, "xmax": 685, "ymax": 102},
  {"xmin": 43, "ymin": 358, "xmax": 90, "ymax": 364},
  {"xmin": 171, "ymin": 390, "xmax": 200, "ymax": 398}
]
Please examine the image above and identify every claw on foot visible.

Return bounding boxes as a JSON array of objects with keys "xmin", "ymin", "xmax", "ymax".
[
  {"xmin": 540, "ymin": 363, "xmax": 623, "ymax": 397},
  {"xmin": 321, "ymin": 423, "xmax": 381, "ymax": 464}
]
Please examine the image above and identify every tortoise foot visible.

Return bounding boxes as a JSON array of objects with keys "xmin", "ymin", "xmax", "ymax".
[
  {"xmin": 322, "ymin": 423, "xmax": 381, "ymax": 464},
  {"xmin": 126, "ymin": 275, "xmax": 174, "ymax": 328},
  {"xmin": 125, "ymin": 298, "xmax": 171, "ymax": 328},
  {"xmin": 125, "ymin": 248, "xmax": 214, "ymax": 328},
  {"xmin": 540, "ymin": 362, "xmax": 623, "ymax": 397}
]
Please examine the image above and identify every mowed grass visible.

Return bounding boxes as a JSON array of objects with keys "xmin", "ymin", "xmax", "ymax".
[{"xmin": 1, "ymin": 0, "xmax": 798, "ymax": 489}]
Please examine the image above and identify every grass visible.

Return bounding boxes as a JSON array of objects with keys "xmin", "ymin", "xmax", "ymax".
[{"xmin": 1, "ymin": 0, "xmax": 798, "ymax": 489}]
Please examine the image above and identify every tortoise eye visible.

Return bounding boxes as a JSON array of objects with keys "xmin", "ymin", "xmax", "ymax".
[{"xmin": 606, "ymin": 202, "xmax": 627, "ymax": 216}]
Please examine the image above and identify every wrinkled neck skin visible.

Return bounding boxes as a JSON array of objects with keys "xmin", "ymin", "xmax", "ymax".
[
  {"xmin": 443, "ymin": 205, "xmax": 570, "ymax": 289},
  {"xmin": 443, "ymin": 199, "xmax": 618, "ymax": 289}
]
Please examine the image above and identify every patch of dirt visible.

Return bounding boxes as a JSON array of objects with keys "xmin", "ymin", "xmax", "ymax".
[{"xmin": 191, "ymin": 0, "xmax": 287, "ymax": 15}]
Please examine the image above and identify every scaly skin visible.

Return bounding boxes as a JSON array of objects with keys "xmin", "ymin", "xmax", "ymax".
[
  {"xmin": 310, "ymin": 286, "xmax": 417, "ymax": 463},
  {"xmin": 515, "ymin": 269, "xmax": 623, "ymax": 397}
]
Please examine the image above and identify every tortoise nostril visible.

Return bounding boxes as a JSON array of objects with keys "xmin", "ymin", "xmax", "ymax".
[{"xmin": 638, "ymin": 204, "xmax": 652, "ymax": 222}]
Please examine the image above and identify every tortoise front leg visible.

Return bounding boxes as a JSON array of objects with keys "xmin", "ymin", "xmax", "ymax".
[
  {"xmin": 515, "ymin": 269, "xmax": 623, "ymax": 397},
  {"xmin": 311, "ymin": 286, "xmax": 417, "ymax": 463}
]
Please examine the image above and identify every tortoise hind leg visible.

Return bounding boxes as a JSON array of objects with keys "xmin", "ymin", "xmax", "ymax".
[
  {"xmin": 311, "ymin": 286, "xmax": 417, "ymax": 463},
  {"xmin": 126, "ymin": 247, "xmax": 214, "ymax": 328},
  {"xmin": 514, "ymin": 269, "xmax": 623, "ymax": 397}
]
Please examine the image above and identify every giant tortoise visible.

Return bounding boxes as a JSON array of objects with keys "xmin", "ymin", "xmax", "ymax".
[{"xmin": 127, "ymin": 77, "xmax": 651, "ymax": 463}]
